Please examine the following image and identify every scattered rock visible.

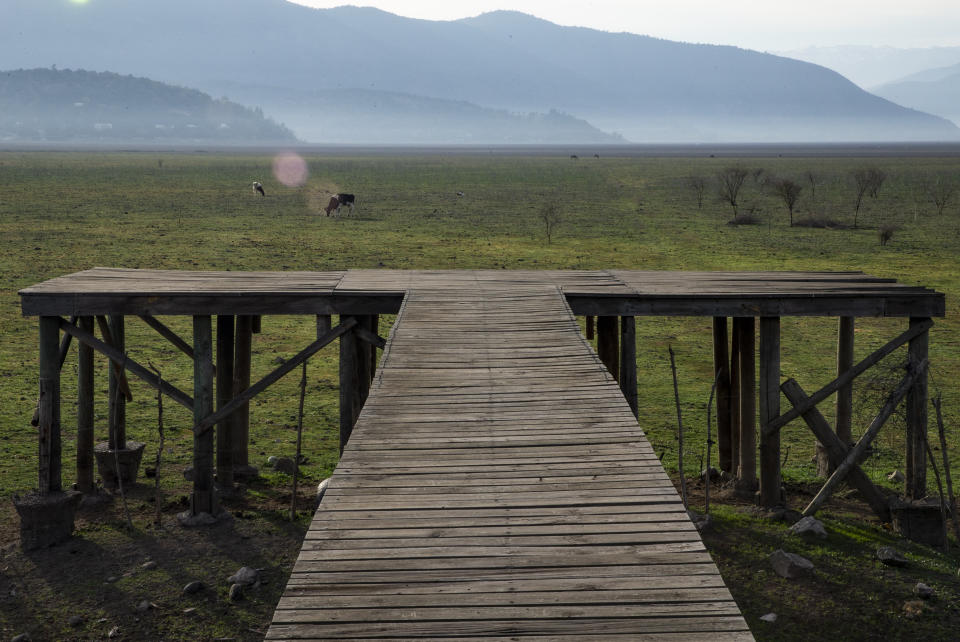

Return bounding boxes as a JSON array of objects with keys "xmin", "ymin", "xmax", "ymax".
[
  {"xmin": 686, "ymin": 509, "xmax": 713, "ymax": 532},
  {"xmin": 108, "ymin": 626, "xmax": 121, "ymax": 638},
  {"xmin": 144, "ymin": 466, "xmax": 157, "ymax": 478},
  {"xmin": 760, "ymin": 612, "xmax": 778, "ymax": 623},
  {"xmin": 183, "ymin": 580, "xmax": 204, "ymax": 595},
  {"xmin": 141, "ymin": 560, "xmax": 158, "ymax": 571},
  {"xmin": 136, "ymin": 600, "xmax": 154, "ymax": 612},
  {"xmin": 68, "ymin": 615, "xmax": 84, "ymax": 627},
  {"xmin": 229, "ymin": 583, "xmax": 244, "ymax": 601},
  {"xmin": 700, "ymin": 467, "xmax": 721, "ymax": 482},
  {"xmin": 271, "ymin": 456, "xmax": 296, "ymax": 475},
  {"xmin": 105, "ymin": 576, "xmax": 118, "ymax": 583},
  {"xmin": 769, "ymin": 549, "xmax": 814, "ymax": 579},
  {"xmin": 877, "ymin": 546, "xmax": 909, "ymax": 567},
  {"xmin": 916, "ymin": 582, "xmax": 934, "ymax": 599},
  {"xmin": 316, "ymin": 478, "xmax": 331, "ymax": 505},
  {"xmin": 182, "ymin": 467, "xmax": 194, "ymax": 482},
  {"xmin": 177, "ymin": 510, "xmax": 218, "ymax": 527},
  {"xmin": 788, "ymin": 516, "xmax": 827, "ymax": 539},
  {"xmin": 12, "ymin": 634, "xmax": 30, "ymax": 642},
  {"xmin": 887, "ymin": 470, "xmax": 905, "ymax": 483},
  {"xmin": 182, "ymin": 607, "xmax": 197, "ymax": 615},
  {"xmin": 229, "ymin": 566, "xmax": 260, "ymax": 586},
  {"xmin": 903, "ymin": 599, "xmax": 928, "ymax": 619}
]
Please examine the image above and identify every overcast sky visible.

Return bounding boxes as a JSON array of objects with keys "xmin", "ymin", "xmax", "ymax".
[{"xmin": 288, "ymin": 1, "xmax": 960, "ymax": 51}]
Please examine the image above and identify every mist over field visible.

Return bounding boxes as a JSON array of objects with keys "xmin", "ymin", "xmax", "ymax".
[{"xmin": 3, "ymin": 0, "xmax": 959, "ymax": 144}]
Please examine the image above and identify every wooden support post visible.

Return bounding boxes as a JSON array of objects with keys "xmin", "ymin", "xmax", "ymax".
[
  {"xmin": 76, "ymin": 317, "xmax": 95, "ymax": 494},
  {"xmin": 818, "ymin": 317, "xmax": 854, "ymax": 476},
  {"xmin": 619, "ymin": 316, "xmax": 638, "ymax": 418},
  {"xmin": 191, "ymin": 315, "xmax": 217, "ymax": 515},
  {"xmin": 370, "ymin": 314, "xmax": 380, "ymax": 383},
  {"xmin": 357, "ymin": 316, "xmax": 373, "ymax": 406},
  {"xmin": 586, "ymin": 316, "xmax": 595, "ymax": 341},
  {"xmin": 596, "ymin": 316, "xmax": 619, "ymax": 380},
  {"xmin": 736, "ymin": 317, "xmax": 757, "ymax": 491},
  {"xmin": 759, "ymin": 317, "xmax": 781, "ymax": 507},
  {"xmin": 233, "ymin": 316, "xmax": 253, "ymax": 475},
  {"xmin": 216, "ymin": 315, "xmax": 235, "ymax": 490},
  {"xmin": 38, "ymin": 316, "xmax": 62, "ymax": 495},
  {"xmin": 316, "ymin": 314, "xmax": 332, "ymax": 338},
  {"xmin": 729, "ymin": 318, "xmax": 742, "ymax": 477},
  {"xmin": 713, "ymin": 317, "xmax": 733, "ymax": 473},
  {"xmin": 906, "ymin": 317, "xmax": 931, "ymax": 500},
  {"xmin": 107, "ymin": 315, "xmax": 126, "ymax": 450},
  {"xmin": 339, "ymin": 317, "xmax": 359, "ymax": 455}
]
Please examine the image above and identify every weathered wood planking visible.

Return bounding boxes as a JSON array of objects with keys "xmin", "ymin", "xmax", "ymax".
[
  {"xmin": 20, "ymin": 267, "xmax": 944, "ymax": 318},
  {"xmin": 268, "ymin": 282, "xmax": 752, "ymax": 640}
]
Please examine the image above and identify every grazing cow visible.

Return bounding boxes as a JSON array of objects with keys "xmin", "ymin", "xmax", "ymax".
[
  {"xmin": 336, "ymin": 193, "xmax": 356, "ymax": 214},
  {"xmin": 570, "ymin": 154, "xmax": 578, "ymax": 160},
  {"xmin": 252, "ymin": 181, "xmax": 265, "ymax": 196},
  {"xmin": 324, "ymin": 196, "xmax": 341, "ymax": 217}
]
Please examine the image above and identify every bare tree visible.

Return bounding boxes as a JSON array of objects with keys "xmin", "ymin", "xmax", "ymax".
[
  {"xmin": 805, "ymin": 170, "xmax": 820, "ymax": 202},
  {"xmin": 686, "ymin": 175, "xmax": 707, "ymax": 210},
  {"xmin": 718, "ymin": 166, "xmax": 748, "ymax": 219},
  {"xmin": 851, "ymin": 168, "xmax": 872, "ymax": 229},
  {"xmin": 772, "ymin": 177, "xmax": 803, "ymax": 226},
  {"xmin": 866, "ymin": 167, "xmax": 887, "ymax": 198},
  {"xmin": 927, "ymin": 176, "xmax": 957, "ymax": 216},
  {"xmin": 539, "ymin": 199, "xmax": 563, "ymax": 244}
]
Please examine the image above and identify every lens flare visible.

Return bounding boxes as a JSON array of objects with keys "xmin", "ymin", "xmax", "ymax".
[
  {"xmin": 272, "ymin": 152, "xmax": 308, "ymax": 188},
  {"xmin": 69, "ymin": 0, "xmax": 90, "ymax": 5}
]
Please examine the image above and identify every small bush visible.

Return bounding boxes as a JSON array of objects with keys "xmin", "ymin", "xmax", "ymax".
[
  {"xmin": 727, "ymin": 214, "xmax": 760, "ymax": 225},
  {"xmin": 879, "ymin": 225, "xmax": 896, "ymax": 246},
  {"xmin": 794, "ymin": 216, "xmax": 846, "ymax": 229}
]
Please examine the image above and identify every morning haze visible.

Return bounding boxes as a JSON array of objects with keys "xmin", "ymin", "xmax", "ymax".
[{"xmin": 2, "ymin": 0, "xmax": 959, "ymax": 144}]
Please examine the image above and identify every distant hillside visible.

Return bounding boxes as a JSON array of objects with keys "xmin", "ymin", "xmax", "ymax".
[
  {"xmin": 873, "ymin": 63, "xmax": 960, "ymax": 126},
  {"xmin": 4, "ymin": 0, "xmax": 959, "ymax": 143},
  {"xmin": 776, "ymin": 45, "xmax": 960, "ymax": 89},
  {"xmin": 0, "ymin": 68, "xmax": 297, "ymax": 143}
]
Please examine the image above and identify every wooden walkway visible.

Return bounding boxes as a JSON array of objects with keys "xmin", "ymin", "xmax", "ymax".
[{"xmin": 268, "ymin": 276, "xmax": 752, "ymax": 640}]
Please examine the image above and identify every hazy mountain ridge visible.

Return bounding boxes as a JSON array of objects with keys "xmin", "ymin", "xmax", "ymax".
[
  {"xmin": 776, "ymin": 45, "xmax": 960, "ymax": 89},
  {"xmin": 0, "ymin": 68, "xmax": 297, "ymax": 143},
  {"xmin": 872, "ymin": 63, "xmax": 960, "ymax": 126},
  {"xmin": 4, "ymin": 0, "xmax": 958, "ymax": 143}
]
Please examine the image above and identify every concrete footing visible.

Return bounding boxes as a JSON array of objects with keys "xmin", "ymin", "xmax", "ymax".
[
  {"xmin": 94, "ymin": 441, "xmax": 145, "ymax": 489},
  {"xmin": 13, "ymin": 490, "xmax": 83, "ymax": 551}
]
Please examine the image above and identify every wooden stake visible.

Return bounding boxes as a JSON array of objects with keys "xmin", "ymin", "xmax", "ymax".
[
  {"xmin": 291, "ymin": 360, "xmax": 307, "ymax": 521},
  {"xmin": 668, "ymin": 345, "xmax": 687, "ymax": 509},
  {"xmin": 932, "ymin": 394, "xmax": 960, "ymax": 541},
  {"xmin": 922, "ymin": 430, "xmax": 950, "ymax": 551}
]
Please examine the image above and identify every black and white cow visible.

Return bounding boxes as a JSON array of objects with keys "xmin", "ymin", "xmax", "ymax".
[{"xmin": 336, "ymin": 193, "xmax": 355, "ymax": 214}]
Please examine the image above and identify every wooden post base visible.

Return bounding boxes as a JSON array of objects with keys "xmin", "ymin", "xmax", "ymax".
[{"xmin": 14, "ymin": 490, "xmax": 82, "ymax": 551}]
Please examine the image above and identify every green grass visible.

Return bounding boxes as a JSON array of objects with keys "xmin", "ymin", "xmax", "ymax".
[{"xmin": 1, "ymin": 150, "xmax": 958, "ymax": 639}]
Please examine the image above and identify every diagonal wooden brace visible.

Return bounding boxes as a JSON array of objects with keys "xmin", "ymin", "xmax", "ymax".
[
  {"xmin": 765, "ymin": 319, "xmax": 932, "ymax": 437},
  {"xmin": 59, "ymin": 317, "xmax": 194, "ymax": 410},
  {"xmin": 95, "ymin": 315, "xmax": 133, "ymax": 401},
  {"xmin": 781, "ymin": 378, "xmax": 892, "ymax": 522},
  {"xmin": 801, "ymin": 360, "xmax": 927, "ymax": 517},
  {"xmin": 192, "ymin": 317, "xmax": 357, "ymax": 437}
]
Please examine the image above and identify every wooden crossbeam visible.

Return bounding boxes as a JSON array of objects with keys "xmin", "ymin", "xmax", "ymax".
[
  {"xmin": 354, "ymin": 324, "xmax": 386, "ymax": 349},
  {"xmin": 802, "ymin": 360, "xmax": 927, "ymax": 517},
  {"xmin": 58, "ymin": 317, "xmax": 194, "ymax": 410},
  {"xmin": 138, "ymin": 315, "xmax": 216, "ymax": 375},
  {"xmin": 781, "ymin": 379, "xmax": 892, "ymax": 521},
  {"xmin": 764, "ymin": 318, "xmax": 932, "ymax": 436},
  {"xmin": 193, "ymin": 317, "xmax": 357, "ymax": 437}
]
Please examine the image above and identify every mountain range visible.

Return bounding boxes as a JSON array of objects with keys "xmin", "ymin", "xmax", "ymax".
[{"xmin": 4, "ymin": 0, "xmax": 958, "ymax": 144}]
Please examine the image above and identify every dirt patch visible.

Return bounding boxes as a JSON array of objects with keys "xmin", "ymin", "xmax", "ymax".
[{"xmin": 0, "ymin": 479, "xmax": 314, "ymax": 641}]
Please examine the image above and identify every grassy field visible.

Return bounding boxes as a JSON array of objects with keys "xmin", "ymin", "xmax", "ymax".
[{"xmin": 1, "ymin": 149, "xmax": 958, "ymax": 639}]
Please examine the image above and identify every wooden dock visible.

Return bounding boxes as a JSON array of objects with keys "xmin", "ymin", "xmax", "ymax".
[
  {"xmin": 269, "ymin": 274, "xmax": 751, "ymax": 640},
  {"xmin": 19, "ymin": 268, "xmax": 946, "ymax": 640}
]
